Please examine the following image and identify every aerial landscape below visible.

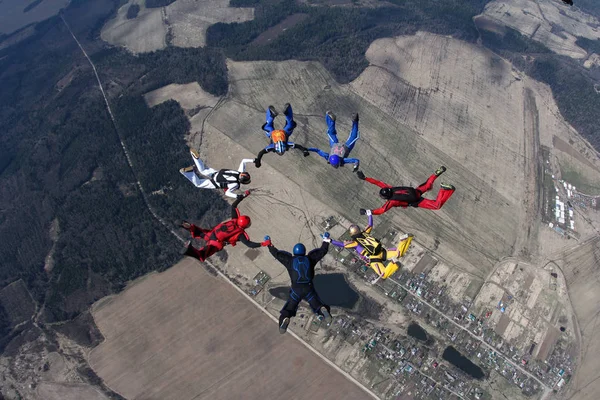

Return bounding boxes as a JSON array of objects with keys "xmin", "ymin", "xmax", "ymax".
[{"xmin": 1, "ymin": 0, "xmax": 600, "ymax": 399}]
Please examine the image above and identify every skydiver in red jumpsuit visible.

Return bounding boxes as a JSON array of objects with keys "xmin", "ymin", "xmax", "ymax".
[
  {"xmin": 181, "ymin": 193, "xmax": 270, "ymax": 261},
  {"xmin": 357, "ymin": 167, "xmax": 455, "ymax": 216}
]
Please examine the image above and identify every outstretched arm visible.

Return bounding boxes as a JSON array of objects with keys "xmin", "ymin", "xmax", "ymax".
[
  {"xmin": 343, "ymin": 157, "xmax": 360, "ymax": 170},
  {"xmin": 364, "ymin": 214, "xmax": 374, "ymax": 234},
  {"xmin": 307, "ymin": 241, "xmax": 330, "ymax": 264},
  {"xmin": 254, "ymin": 148, "xmax": 270, "ymax": 167},
  {"xmin": 365, "ymin": 176, "xmax": 391, "ymax": 189},
  {"xmin": 268, "ymin": 245, "xmax": 293, "ymax": 267},
  {"xmin": 308, "ymin": 147, "xmax": 330, "ymax": 161},
  {"xmin": 238, "ymin": 233, "xmax": 262, "ymax": 249},
  {"xmin": 290, "ymin": 143, "xmax": 310, "ymax": 156},
  {"xmin": 371, "ymin": 201, "xmax": 396, "ymax": 215},
  {"xmin": 224, "ymin": 183, "xmax": 240, "ymax": 199},
  {"xmin": 238, "ymin": 158, "xmax": 255, "ymax": 172},
  {"xmin": 231, "ymin": 196, "xmax": 244, "ymax": 218}
]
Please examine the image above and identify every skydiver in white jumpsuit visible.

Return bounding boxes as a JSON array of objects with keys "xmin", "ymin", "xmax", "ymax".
[{"xmin": 180, "ymin": 149, "xmax": 255, "ymax": 199}]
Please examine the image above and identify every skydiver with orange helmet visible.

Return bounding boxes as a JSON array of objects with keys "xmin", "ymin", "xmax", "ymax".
[
  {"xmin": 182, "ymin": 194, "xmax": 270, "ymax": 261},
  {"xmin": 307, "ymin": 111, "xmax": 360, "ymax": 171},
  {"xmin": 180, "ymin": 148, "xmax": 254, "ymax": 200},
  {"xmin": 356, "ymin": 167, "xmax": 455, "ymax": 215},
  {"xmin": 254, "ymin": 104, "xmax": 310, "ymax": 168}
]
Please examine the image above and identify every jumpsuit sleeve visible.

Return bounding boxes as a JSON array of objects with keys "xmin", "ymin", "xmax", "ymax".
[
  {"xmin": 238, "ymin": 159, "xmax": 255, "ymax": 172},
  {"xmin": 343, "ymin": 157, "xmax": 360, "ymax": 168},
  {"xmin": 371, "ymin": 201, "xmax": 398, "ymax": 215},
  {"xmin": 224, "ymin": 182, "xmax": 240, "ymax": 199},
  {"xmin": 308, "ymin": 242, "xmax": 330, "ymax": 264},
  {"xmin": 365, "ymin": 177, "xmax": 391, "ymax": 189},
  {"xmin": 344, "ymin": 240, "xmax": 359, "ymax": 249},
  {"xmin": 238, "ymin": 233, "xmax": 262, "ymax": 249},
  {"xmin": 308, "ymin": 148, "xmax": 329, "ymax": 160},
  {"xmin": 330, "ymin": 239, "xmax": 345, "ymax": 248},
  {"xmin": 255, "ymin": 148, "xmax": 270, "ymax": 164},
  {"xmin": 268, "ymin": 246, "xmax": 293, "ymax": 268},
  {"xmin": 364, "ymin": 214, "xmax": 373, "ymax": 234},
  {"xmin": 231, "ymin": 196, "xmax": 243, "ymax": 218}
]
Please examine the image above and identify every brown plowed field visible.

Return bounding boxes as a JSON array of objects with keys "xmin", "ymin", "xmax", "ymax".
[{"xmin": 89, "ymin": 258, "xmax": 369, "ymax": 400}]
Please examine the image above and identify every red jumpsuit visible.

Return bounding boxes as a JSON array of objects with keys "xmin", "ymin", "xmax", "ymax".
[
  {"xmin": 366, "ymin": 173, "xmax": 454, "ymax": 215},
  {"xmin": 184, "ymin": 197, "xmax": 260, "ymax": 261}
]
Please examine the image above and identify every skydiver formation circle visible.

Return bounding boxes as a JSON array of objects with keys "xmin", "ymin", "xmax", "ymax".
[{"xmin": 178, "ymin": 103, "xmax": 456, "ymax": 334}]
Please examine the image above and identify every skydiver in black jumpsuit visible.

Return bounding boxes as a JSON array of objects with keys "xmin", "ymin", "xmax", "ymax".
[{"xmin": 267, "ymin": 236, "xmax": 333, "ymax": 334}]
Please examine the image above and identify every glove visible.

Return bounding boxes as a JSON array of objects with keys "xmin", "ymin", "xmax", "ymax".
[
  {"xmin": 359, "ymin": 209, "xmax": 372, "ymax": 216},
  {"xmin": 244, "ymin": 190, "xmax": 251, "ymax": 197},
  {"xmin": 353, "ymin": 164, "xmax": 359, "ymax": 172},
  {"xmin": 261, "ymin": 235, "xmax": 271, "ymax": 247},
  {"xmin": 356, "ymin": 171, "xmax": 366, "ymax": 180},
  {"xmin": 303, "ymin": 151, "xmax": 310, "ymax": 157},
  {"xmin": 254, "ymin": 159, "xmax": 261, "ymax": 168},
  {"xmin": 321, "ymin": 232, "xmax": 331, "ymax": 243},
  {"xmin": 236, "ymin": 194, "xmax": 244, "ymax": 200}
]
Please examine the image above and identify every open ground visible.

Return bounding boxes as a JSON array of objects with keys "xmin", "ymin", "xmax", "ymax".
[
  {"xmin": 478, "ymin": 0, "xmax": 600, "ymax": 59},
  {"xmin": 89, "ymin": 258, "xmax": 371, "ymax": 400},
  {"xmin": 101, "ymin": 0, "xmax": 254, "ymax": 53}
]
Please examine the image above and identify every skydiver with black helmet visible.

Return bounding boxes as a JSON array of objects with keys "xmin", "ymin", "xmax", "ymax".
[
  {"xmin": 356, "ymin": 167, "xmax": 455, "ymax": 215},
  {"xmin": 254, "ymin": 103, "xmax": 310, "ymax": 168},
  {"xmin": 266, "ymin": 235, "xmax": 333, "ymax": 334},
  {"xmin": 180, "ymin": 148, "xmax": 254, "ymax": 200},
  {"xmin": 307, "ymin": 111, "xmax": 360, "ymax": 171}
]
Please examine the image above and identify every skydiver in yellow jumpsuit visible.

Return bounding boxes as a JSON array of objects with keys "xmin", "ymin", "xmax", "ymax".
[{"xmin": 326, "ymin": 211, "xmax": 413, "ymax": 280}]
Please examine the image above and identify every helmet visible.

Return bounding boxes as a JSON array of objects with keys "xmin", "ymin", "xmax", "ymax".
[
  {"xmin": 274, "ymin": 141, "xmax": 286, "ymax": 155},
  {"xmin": 271, "ymin": 130, "xmax": 287, "ymax": 155},
  {"xmin": 349, "ymin": 224, "xmax": 361, "ymax": 236},
  {"xmin": 239, "ymin": 172, "xmax": 251, "ymax": 184},
  {"xmin": 379, "ymin": 188, "xmax": 393, "ymax": 199},
  {"xmin": 293, "ymin": 243, "xmax": 306, "ymax": 256},
  {"xmin": 328, "ymin": 154, "xmax": 341, "ymax": 168},
  {"xmin": 236, "ymin": 215, "xmax": 251, "ymax": 229}
]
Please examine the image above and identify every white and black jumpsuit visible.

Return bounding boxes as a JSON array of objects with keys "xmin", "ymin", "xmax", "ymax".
[{"xmin": 181, "ymin": 151, "xmax": 254, "ymax": 199}]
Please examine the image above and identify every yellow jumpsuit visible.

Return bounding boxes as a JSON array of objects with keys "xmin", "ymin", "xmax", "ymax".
[{"xmin": 344, "ymin": 226, "xmax": 413, "ymax": 279}]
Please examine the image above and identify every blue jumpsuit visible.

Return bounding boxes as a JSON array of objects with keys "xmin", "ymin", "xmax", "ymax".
[{"xmin": 308, "ymin": 113, "xmax": 360, "ymax": 168}]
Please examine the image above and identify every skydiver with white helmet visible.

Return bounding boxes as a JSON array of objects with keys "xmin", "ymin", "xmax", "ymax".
[
  {"xmin": 266, "ymin": 235, "xmax": 333, "ymax": 334},
  {"xmin": 254, "ymin": 103, "xmax": 310, "ymax": 168},
  {"xmin": 307, "ymin": 111, "xmax": 360, "ymax": 171},
  {"xmin": 182, "ymin": 194, "xmax": 270, "ymax": 261},
  {"xmin": 180, "ymin": 148, "xmax": 254, "ymax": 200}
]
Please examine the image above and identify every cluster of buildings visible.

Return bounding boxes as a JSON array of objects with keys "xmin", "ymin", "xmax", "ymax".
[{"xmin": 326, "ymin": 227, "xmax": 576, "ymax": 398}]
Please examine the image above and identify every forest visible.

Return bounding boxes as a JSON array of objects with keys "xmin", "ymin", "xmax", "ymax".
[
  {"xmin": 0, "ymin": 0, "xmax": 229, "ymax": 341},
  {"xmin": 207, "ymin": 0, "xmax": 488, "ymax": 82}
]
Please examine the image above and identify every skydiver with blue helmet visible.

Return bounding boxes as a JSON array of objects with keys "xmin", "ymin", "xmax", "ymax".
[
  {"xmin": 254, "ymin": 103, "xmax": 310, "ymax": 168},
  {"xmin": 307, "ymin": 111, "xmax": 360, "ymax": 171},
  {"xmin": 266, "ymin": 235, "xmax": 333, "ymax": 334}
]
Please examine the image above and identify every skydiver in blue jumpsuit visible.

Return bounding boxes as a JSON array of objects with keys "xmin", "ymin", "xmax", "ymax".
[
  {"xmin": 267, "ymin": 236, "xmax": 333, "ymax": 334},
  {"xmin": 307, "ymin": 111, "xmax": 360, "ymax": 171}
]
